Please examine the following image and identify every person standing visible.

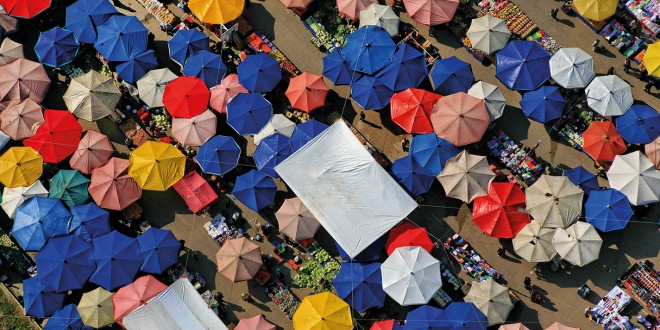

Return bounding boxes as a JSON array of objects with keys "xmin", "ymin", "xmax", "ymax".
[
  {"xmin": 524, "ymin": 276, "xmax": 532, "ymax": 290},
  {"xmin": 607, "ymin": 66, "xmax": 615, "ymax": 75},
  {"xmin": 497, "ymin": 246, "xmax": 506, "ymax": 258},
  {"xmin": 623, "ymin": 58, "xmax": 632, "ymax": 74},
  {"xmin": 645, "ymin": 81, "xmax": 654, "ymax": 93},
  {"xmin": 551, "ymin": 8, "xmax": 559, "ymax": 20},
  {"xmin": 359, "ymin": 111, "xmax": 366, "ymax": 122}
]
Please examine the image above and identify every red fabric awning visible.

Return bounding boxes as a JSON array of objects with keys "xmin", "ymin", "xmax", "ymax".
[{"xmin": 173, "ymin": 172, "xmax": 219, "ymax": 213}]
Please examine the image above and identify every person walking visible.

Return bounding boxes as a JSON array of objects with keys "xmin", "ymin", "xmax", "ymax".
[
  {"xmin": 551, "ymin": 8, "xmax": 559, "ymax": 19},
  {"xmin": 401, "ymin": 138, "xmax": 410, "ymax": 152},
  {"xmin": 607, "ymin": 66, "xmax": 615, "ymax": 75},
  {"xmin": 359, "ymin": 111, "xmax": 366, "ymax": 122},
  {"xmin": 497, "ymin": 246, "xmax": 506, "ymax": 258},
  {"xmin": 623, "ymin": 58, "xmax": 632, "ymax": 74},
  {"xmin": 645, "ymin": 81, "xmax": 654, "ymax": 93},
  {"xmin": 524, "ymin": 276, "xmax": 532, "ymax": 290}
]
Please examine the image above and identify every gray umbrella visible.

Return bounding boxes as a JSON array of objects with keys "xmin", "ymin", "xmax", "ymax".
[
  {"xmin": 64, "ymin": 71, "xmax": 121, "ymax": 122},
  {"xmin": 0, "ymin": 7, "xmax": 18, "ymax": 36},
  {"xmin": 0, "ymin": 38, "xmax": 22, "ymax": 66},
  {"xmin": 137, "ymin": 68, "xmax": 178, "ymax": 108},
  {"xmin": 359, "ymin": 4, "xmax": 399, "ymax": 37}
]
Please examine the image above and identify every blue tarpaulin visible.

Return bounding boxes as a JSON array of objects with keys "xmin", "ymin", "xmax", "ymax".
[
  {"xmin": 563, "ymin": 166, "xmax": 600, "ymax": 195},
  {"xmin": 322, "ymin": 48, "xmax": 353, "ymax": 86},
  {"xmin": 430, "ymin": 56, "xmax": 475, "ymax": 95},
  {"xmin": 237, "ymin": 53, "xmax": 282, "ymax": 93},
  {"xmin": 137, "ymin": 227, "xmax": 181, "ymax": 274},
  {"xmin": 615, "ymin": 104, "xmax": 660, "ymax": 144},
  {"xmin": 23, "ymin": 277, "xmax": 66, "ymax": 318},
  {"xmin": 585, "ymin": 189, "xmax": 632, "ymax": 232},
  {"xmin": 376, "ymin": 44, "xmax": 428, "ymax": 92},
  {"xmin": 12, "ymin": 197, "xmax": 71, "ymax": 251},
  {"xmin": 289, "ymin": 120, "xmax": 329, "ymax": 151},
  {"xmin": 409, "ymin": 133, "xmax": 461, "ymax": 175},
  {"xmin": 69, "ymin": 202, "xmax": 111, "ymax": 242},
  {"xmin": 34, "ymin": 27, "xmax": 79, "ymax": 68},
  {"xmin": 520, "ymin": 86, "xmax": 566, "ymax": 123},
  {"xmin": 496, "ymin": 40, "xmax": 551, "ymax": 91},
  {"xmin": 391, "ymin": 155, "xmax": 435, "ymax": 196},
  {"xmin": 182, "ymin": 50, "xmax": 227, "ymax": 88},
  {"xmin": 90, "ymin": 231, "xmax": 143, "ymax": 291},
  {"xmin": 36, "ymin": 234, "xmax": 95, "ymax": 293},
  {"xmin": 94, "ymin": 15, "xmax": 148, "ymax": 62},
  {"xmin": 351, "ymin": 75, "xmax": 394, "ymax": 110},
  {"xmin": 65, "ymin": 0, "xmax": 118, "ymax": 43},
  {"xmin": 340, "ymin": 25, "xmax": 395, "ymax": 75},
  {"xmin": 332, "ymin": 262, "xmax": 385, "ymax": 313},
  {"xmin": 195, "ymin": 135, "xmax": 241, "ymax": 175},
  {"xmin": 116, "ymin": 49, "xmax": 159, "ymax": 84},
  {"xmin": 168, "ymin": 29, "xmax": 209, "ymax": 67},
  {"xmin": 232, "ymin": 170, "xmax": 277, "ymax": 211},
  {"xmin": 226, "ymin": 93, "xmax": 273, "ymax": 136}
]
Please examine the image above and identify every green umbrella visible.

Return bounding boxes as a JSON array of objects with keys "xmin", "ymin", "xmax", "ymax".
[{"xmin": 49, "ymin": 170, "xmax": 90, "ymax": 207}]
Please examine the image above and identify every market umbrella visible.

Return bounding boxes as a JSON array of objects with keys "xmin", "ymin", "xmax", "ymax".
[
  {"xmin": 116, "ymin": 49, "xmax": 158, "ymax": 84},
  {"xmin": 512, "ymin": 220, "xmax": 557, "ymax": 263},
  {"xmin": 430, "ymin": 92, "xmax": 489, "ymax": 146},
  {"xmin": 520, "ymin": 86, "xmax": 566, "ymax": 123},
  {"xmin": 189, "ymin": 0, "xmax": 244, "ymax": 24},
  {"xmin": 23, "ymin": 277, "xmax": 66, "ymax": 318},
  {"xmin": 290, "ymin": 119, "xmax": 329, "ymax": 151},
  {"xmin": 171, "ymin": 109, "xmax": 217, "ymax": 147},
  {"xmin": 385, "ymin": 222, "xmax": 433, "ymax": 255},
  {"xmin": 582, "ymin": 121, "xmax": 626, "ymax": 162},
  {"xmin": 573, "ymin": 0, "xmax": 617, "ymax": 21},
  {"xmin": 280, "ymin": 0, "xmax": 312, "ymax": 9},
  {"xmin": 372, "ymin": 320, "xmax": 403, "ymax": 330},
  {"xmin": 381, "ymin": 246, "xmax": 441, "ymax": 306},
  {"xmin": 162, "ymin": 76, "xmax": 211, "ymax": 119},
  {"xmin": 0, "ymin": 0, "xmax": 50, "ymax": 18},
  {"xmin": 137, "ymin": 68, "xmax": 178, "ymax": 108},
  {"xmin": 183, "ymin": 50, "xmax": 227, "ymax": 88},
  {"xmin": 430, "ymin": 56, "xmax": 475, "ymax": 95},
  {"xmin": 585, "ymin": 189, "xmax": 632, "ymax": 232},
  {"xmin": 69, "ymin": 202, "xmax": 111, "ymax": 242},
  {"xmin": 49, "ymin": 169, "xmax": 91, "ymax": 207},
  {"xmin": 500, "ymin": 324, "xmax": 530, "ymax": 330},
  {"xmin": 65, "ymin": 0, "xmax": 118, "ymax": 44},
  {"xmin": 89, "ymin": 157, "xmax": 142, "ymax": 210},
  {"xmin": 525, "ymin": 175, "xmax": 584, "ymax": 229},
  {"xmin": 44, "ymin": 304, "xmax": 90, "ymax": 330},
  {"xmin": 0, "ymin": 98, "xmax": 43, "ymax": 140},
  {"xmin": 645, "ymin": 136, "xmax": 660, "ymax": 169},
  {"xmin": 607, "ymin": 151, "xmax": 660, "ymax": 205},
  {"xmin": 69, "ymin": 130, "xmax": 113, "ymax": 175},
  {"xmin": 90, "ymin": 231, "xmax": 143, "ymax": 290},
  {"xmin": 360, "ymin": 4, "xmax": 399, "ymax": 36},
  {"xmin": 336, "ymin": 235, "xmax": 386, "ymax": 263},
  {"xmin": 403, "ymin": 0, "xmax": 459, "ymax": 25},
  {"xmin": 466, "ymin": 15, "xmax": 510, "ymax": 54},
  {"xmin": 322, "ymin": 48, "xmax": 353, "ymax": 86},
  {"xmin": 552, "ymin": 221, "xmax": 602, "ymax": 267},
  {"xmin": 495, "ymin": 41, "xmax": 551, "ymax": 91},
  {"xmin": 439, "ymin": 302, "xmax": 489, "ymax": 330},
  {"xmin": 34, "ymin": 27, "xmax": 79, "ymax": 68},
  {"xmin": 563, "ymin": 166, "xmax": 600, "ymax": 195},
  {"xmin": 409, "ymin": 133, "xmax": 460, "ymax": 176},
  {"xmin": 94, "ymin": 15, "xmax": 148, "ymax": 62},
  {"xmin": 464, "ymin": 278, "xmax": 514, "ymax": 326},
  {"xmin": 1, "ymin": 181, "xmax": 47, "ymax": 219},
  {"xmin": 195, "ymin": 135, "xmax": 240, "ymax": 176},
  {"xmin": 232, "ymin": 170, "xmax": 277, "ymax": 211},
  {"xmin": 64, "ymin": 70, "xmax": 121, "ymax": 122},
  {"xmin": 136, "ymin": 227, "xmax": 181, "ymax": 274},
  {"xmin": 78, "ymin": 287, "xmax": 114, "ymax": 329},
  {"xmin": 209, "ymin": 74, "xmax": 248, "ymax": 114},
  {"xmin": 293, "ymin": 292, "xmax": 353, "ymax": 330},
  {"xmin": 12, "ymin": 197, "xmax": 71, "ymax": 251},
  {"xmin": 0, "ymin": 37, "xmax": 23, "ymax": 65},
  {"xmin": 216, "ymin": 237, "xmax": 262, "ymax": 282},
  {"xmin": 172, "ymin": 172, "xmax": 219, "ymax": 213},
  {"xmin": 0, "ymin": 58, "xmax": 50, "ymax": 102},
  {"xmin": 340, "ymin": 25, "xmax": 396, "ymax": 75},
  {"xmin": 391, "ymin": 155, "xmax": 435, "ymax": 196},
  {"xmin": 128, "ymin": 141, "xmax": 186, "ymax": 191},
  {"xmin": 36, "ymin": 234, "xmax": 95, "ymax": 293},
  {"xmin": 390, "ymin": 88, "xmax": 439, "ymax": 134},
  {"xmin": 437, "ymin": 150, "xmax": 495, "ymax": 203},
  {"xmin": 168, "ymin": 29, "xmax": 210, "ymax": 67},
  {"xmin": 643, "ymin": 42, "xmax": 660, "ymax": 77},
  {"xmin": 333, "ymin": 262, "xmax": 385, "ymax": 312},
  {"xmin": 254, "ymin": 133, "xmax": 293, "ymax": 178},
  {"xmin": 113, "ymin": 275, "xmax": 167, "ymax": 325},
  {"xmin": 337, "ymin": 0, "xmax": 377, "ymax": 20},
  {"xmin": 376, "ymin": 43, "xmax": 428, "ymax": 92},
  {"xmin": 585, "ymin": 75, "xmax": 633, "ymax": 117},
  {"xmin": 237, "ymin": 315, "xmax": 276, "ymax": 330},
  {"xmin": 545, "ymin": 323, "xmax": 580, "ymax": 330},
  {"xmin": 275, "ymin": 197, "xmax": 320, "ymax": 241},
  {"xmin": 616, "ymin": 104, "xmax": 660, "ymax": 145},
  {"xmin": 237, "ymin": 53, "xmax": 282, "ymax": 93},
  {"xmin": 351, "ymin": 74, "xmax": 395, "ymax": 110},
  {"xmin": 472, "ymin": 182, "xmax": 530, "ymax": 239},
  {"xmin": 0, "ymin": 146, "xmax": 42, "ymax": 188},
  {"xmin": 285, "ymin": 72, "xmax": 329, "ymax": 113},
  {"xmin": 468, "ymin": 81, "xmax": 506, "ymax": 121},
  {"xmin": 226, "ymin": 92, "xmax": 273, "ymax": 136},
  {"xmin": 403, "ymin": 305, "xmax": 445, "ymax": 330},
  {"xmin": 550, "ymin": 48, "xmax": 595, "ymax": 89},
  {"xmin": 253, "ymin": 114, "xmax": 295, "ymax": 146},
  {"xmin": 0, "ymin": 7, "xmax": 17, "ymax": 36}
]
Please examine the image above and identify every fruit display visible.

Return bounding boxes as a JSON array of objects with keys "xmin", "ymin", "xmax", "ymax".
[
  {"xmin": 137, "ymin": 0, "xmax": 176, "ymax": 24},
  {"xmin": 0, "ymin": 229, "xmax": 32, "ymax": 274}
]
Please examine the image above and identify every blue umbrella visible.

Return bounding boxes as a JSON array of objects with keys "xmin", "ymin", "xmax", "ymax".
[
  {"xmin": 168, "ymin": 29, "xmax": 209, "ymax": 67},
  {"xmin": 34, "ymin": 27, "xmax": 79, "ymax": 68},
  {"xmin": 36, "ymin": 234, "xmax": 95, "ymax": 293},
  {"xmin": 616, "ymin": 104, "xmax": 660, "ymax": 144},
  {"xmin": 585, "ymin": 189, "xmax": 632, "ymax": 232},
  {"xmin": 322, "ymin": 48, "xmax": 352, "ymax": 85},
  {"xmin": 182, "ymin": 50, "xmax": 227, "ymax": 88},
  {"xmin": 90, "ymin": 231, "xmax": 143, "ymax": 291},
  {"xmin": 332, "ymin": 262, "xmax": 385, "ymax": 313},
  {"xmin": 336, "ymin": 235, "xmax": 385, "ymax": 263},
  {"xmin": 404, "ymin": 305, "xmax": 446, "ymax": 330},
  {"xmin": 438, "ymin": 302, "xmax": 488, "ymax": 330},
  {"xmin": 391, "ymin": 155, "xmax": 435, "ymax": 196},
  {"xmin": 232, "ymin": 170, "xmax": 277, "ymax": 211},
  {"xmin": 376, "ymin": 44, "xmax": 428, "ymax": 92},
  {"xmin": 116, "ymin": 49, "xmax": 159, "ymax": 84},
  {"xmin": 430, "ymin": 56, "xmax": 475, "ymax": 95},
  {"xmin": 409, "ymin": 133, "xmax": 461, "ymax": 175},
  {"xmin": 195, "ymin": 135, "xmax": 241, "ymax": 175},
  {"xmin": 69, "ymin": 203, "xmax": 111, "ymax": 242},
  {"xmin": 237, "ymin": 53, "xmax": 282, "ymax": 93},
  {"xmin": 44, "ymin": 304, "xmax": 91, "ymax": 330},
  {"xmin": 340, "ymin": 25, "xmax": 396, "ymax": 75},
  {"xmin": 137, "ymin": 227, "xmax": 181, "ymax": 274},
  {"xmin": 520, "ymin": 86, "xmax": 566, "ymax": 123},
  {"xmin": 351, "ymin": 75, "xmax": 394, "ymax": 110},
  {"xmin": 65, "ymin": 0, "xmax": 118, "ymax": 43},
  {"xmin": 94, "ymin": 15, "xmax": 148, "ymax": 62},
  {"xmin": 23, "ymin": 277, "xmax": 66, "ymax": 318},
  {"xmin": 289, "ymin": 120, "xmax": 329, "ymax": 151},
  {"xmin": 496, "ymin": 40, "xmax": 551, "ymax": 91},
  {"xmin": 226, "ymin": 93, "xmax": 273, "ymax": 136},
  {"xmin": 12, "ymin": 197, "xmax": 71, "ymax": 252},
  {"xmin": 254, "ymin": 133, "xmax": 293, "ymax": 178},
  {"xmin": 563, "ymin": 166, "xmax": 600, "ymax": 195}
]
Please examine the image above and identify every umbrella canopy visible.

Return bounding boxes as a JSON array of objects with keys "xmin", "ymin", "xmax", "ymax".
[
  {"xmin": 49, "ymin": 169, "xmax": 90, "ymax": 207},
  {"xmin": 430, "ymin": 92, "xmax": 489, "ymax": 147},
  {"xmin": 171, "ymin": 109, "xmax": 217, "ymax": 147},
  {"xmin": 0, "ymin": 7, "xmax": 18, "ymax": 36},
  {"xmin": 275, "ymin": 197, "xmax": 320, "ymax": 241},
  {"xmin": 24, "ymin": 109, "xmax": 81, "ymax": 162},
  {"xmin": 645, "ymin": 136, "xmax": 660, "ymax": 169},
  {"xmin": 525, "ymin": 175, "xmax": 584, "ymax": 229},
  {"xmin": 290, "ymin": 120, "xmax": 328, "ymax": 151},
  {"xmin": 340, "ymin": 25, "xmax": 396, "ymax": 75},
  {"xmin": 430, "ymin": 56, "xmax": 475, "ymax": 95},
  {"xmin": 89, "ymin": 157, "xmax": 142, "ymax": 210},
  {"xmin": 195, "ymin": 135, "xmax": 240, "ymax": 175},
  {"xmin": 281, "ymin": 0, "xmax": 312, "ymax": 9},
  {"xmin": 512, "ymin": 220, "xmax": 557, "ymax": 263},
  {"xmin": 293, "ymin": 292, "xmax": 353, "ymax": 330},
  {"xmin": 495, "ymin": 41, "xmax": 551, "ymax": 91},
  {"xmin": 0, "ymin": 146, "xmax": 42, "ymax": 188},
  {"xmin": 168, "ymin": 29, "xmax": 210, "ymax": 67},
  {"xmin": 403, "ymin": 305, "xmax": 445, "ymax": 330},
  {"xmin": 376, "ymin": 44, "xmax": 428, "ymax": 92},
  {"xmin": 162, "ymin": 76, "xmax": 211, "ymax": 119},
  {"xmin": 500, "ymin": 324, "xmax": 529, "ymax": 330},
  {"xmin": 232, "ymin": 170, "xmax": 277, "ymax": 211},
  {"xmin": 616, "ymin": 104, "xmax": 660, "ymax": 145},
  {"xmin": 323, "ymin": 48, "xmax": 353, "ymax": 86},
  {"xmin": 351, "ymin": 74, "xmax": 394, "ymax": 110},
  {"xmin": 1, "ymin": 181, "xmax": 48, "ymax": 219},
  {"xmin": 550, "ymin": 48, "xmax": 595, "ymax": 89},
  {"xmin": 381, "ymin": 246, "xmax": 441, "ymax": 306},
  {"xmin": 390, "ymin": 88, "xmax": 440, "ymax": 134},
  {"xmin": 585, "ymin": 189, "xmax": 632, "ymax": 232},
  {"xmin": 385, "ymin": 222, "xmax": 433, "ymax": 255},
  {"xmin": 644, "ymin": 42, "xmax": 660, "ymax": 77},
  {"xmin": 183, "ymin": 50, "xmax": 227, "ymax": 88},
  {"xmin": 464, "ymin": 278, "xmax": 514, "ymax": 326},
  {"xmin": 403, "ymin": 0, "xmax": 459, "ymax": 25},
  {"xmin": 23, "ymin": 277, "xmax": 66, "ymax": 318},
  {"xmin": 336, "ymin": 235, "xmax": 386, "ymax": 263},
  {"xmin": 372, "ymin": 320, "xmax": 403, "ymax": 330},
  {"xmin": 585, "ymin": 75, "xmax": 633, "ymax": 117},
  {"xmin": 545, "ymin": 323, "xmax": 580, "ymax": 330},
  {"xmin": 466, "ymin": 15, "xmax": 511, "ymax": 54},
  {"xmin": 172, "ymin": 171, "xmax": 219, "ymax": 213},
  {"xmin": 409, "ymin": 133, "xmax": 460, "ymax": 175},
  {"xmin": 333, "ymin": 262, "xmax": 385, "ymax": 312},
  {"xmin": 12, "ymin": 197, "xmax": 71, "ymax": 251},
  {"xmin": 253, "ymin": 114, "xmax": 295, "ymax": 146},
  {"xmin": 0, "ymin": 0, "xmax": 49, "ymax": 18},
  {"xmin": 0, "ymin": 58, "xmax": 50, "ymax": 102},
  {"xmin": 226, "ymin": 92, "xmax": 273, "ymax": 135},
  {"xmin": 285, "ymin": 72, "xmax": 329, "ymax": 113},
  {"xmin": 582, "ymin": 121, "xmax": 626, "ymax": 162},
  {"xmin": 69, "ymin": 130, "xmax": 113, "ymax": 175},
  {"xmin": 64, "ymin": 70, "xmax": 121, "ymax": 122},
  {"xmin": 552, "ymin": 222, "xmax": 603, "ymax": 267},
  {"xmin": 0, "ymin": 38, "xmax": 23, "ymax": 65},
  {"xmin": 360, "ymin": 4, "xmax": 399, "ymax": 36},
  {"xmin": 128, "ymin": 141, "xmax": 186, "ymax": 191},
  {"xmin": 36, "ymin": 234, "xmax": 95, "ymax": 293},
  {"xmin": 573, "ymin": 0, "xmax": 617, "ymax": 21},
  {"xmin": 44, "ymin": 304, "xmax": 90, "ymax": 330},
  {"xmin": 78, "ymin": 287, "xmax": 114, "ymax": 329},
  {"xmin": 437, "ymin": 150, "xmax": 495, "ymax": 203},
  {"xmin": 65, "ymin": 0, "xmax": 117, "ymax": 44},
  {"xmin": 237, "ymin": 53, "xmax": 282, "ymax": 93},
  {"xmin": 113, "ymin": 275, "xmax": 167, "ymax": 324},
  {"xmin": 468, "ymin": 81, "xmax": 506, "ymax": 121},
  {"xmin": 69, "ymin": 202, "xmax": 111, "ymax": 242},
  {"xmin": 94, "ymin": 15, "xmax": 147, "ymax": 62},
  {"xmin": 189, "ymin": 0, "xmax": 244, "ymax": 24},
  {"xmin": 607, "ymin": 151, "xmax": 660, "ymax": 205},
  {"xmin": 90, "ymin": 231, "xmax": 143, "ymax": 290},
  {"xmin": 210, "ymin": 74, "xmax": 248, "ymax": 114},
  {"xmin": 439, "ymin": 302, "xmax": 489, "ymax": 330},
  {"xmin": 520, "ymin": 86, "xmax": 566, "ymax": 123},
  {"xmin": 216, "ymin": 237, "xmax": 262, "ymax": 282},
  {"xmin": 337, "ymin": 0, "xmax": 377, "ymax": 20},
  {"xmin": 473, "ymin": 182, "xmax": 530, "ymax": 239},
  {"xmin": 391, "ymin": 155, "xmax": 435, "ymax": 196},
  {"xmin": 254, "ymin": 133, "xmax": 294, "ymax": 178},
  {"xmin": 137, "ymin": 68, "xmax": 178, "ymax": 108},
  {"xmin": 34, "ymin": 27, "xmax": 79, "ymax": 68},
  {"xmin": 563, "ymin": 166, "xmax": 600, "ymax": 195},
  {"xmin": 237, "ymin": 316, "xmax": 275, "ymax": 330},
  {"xmin": 116, "ymin": 49, "xmax": 158, "ymax": 84},
  {"xmin": 137, "ymin": 227, "xmax": 181, "ymax": 274}
]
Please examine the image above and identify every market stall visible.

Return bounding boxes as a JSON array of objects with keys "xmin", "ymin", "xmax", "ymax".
[
  {"xmin": 619, "ymin": 261, "xmax": 660, "ymax": 317},
  {"xmin": 588, "ymin": 286, "xmax": 633, "ymax": 328},
  {"xmin": 446, "ymin": 8, "xmax": 495, "ymax": 64},
  {"xmin": 266, "ymin": 281, "xmax": 301, "ymax": 319},
  {"xmin": 136, "ymin": 0, "xmax": 177, "ymax": 25},
  {"xmin": 553, "ymin": 106, "xmax": 608, "ymax": 152},
  {"xmin": 444, "ymin": 234, "xmax": 504, "ymax": 283},
  {"xmin": 487, "ymin": 129, "xmax": 545, "ymax": 186},
  {"xmin": 599, "ymin": 19, "xmax": 646, "ymax": 59},
  {"xmin": 203, "ymin": 216, "xmax": 244, "ymax": 246},
  {"xmin": 0, "ymin": 228, "xmax": 33, "ymax": 275},
  {"xmin": 625, "ymin": 0, "xmax": 660, "ymax": 36}
]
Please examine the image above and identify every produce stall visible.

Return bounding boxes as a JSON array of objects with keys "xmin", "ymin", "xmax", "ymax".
[
  {"xmin": 446, "ymin": 9, "xmax": 495, "ymax": 65},
  {"xmin": 553, "ymin": 107, "xmax": 607, "ymax": 151},
  {"xmin": 0, "ymin": 228, "xmax": 33, "ymax": 275},
  {"xmin": 136, "ymin": 0, "xmax": 177, "ymax": 25},
  {"xmin": 625, "ymin": 0, "xmax": 660, "ymax": 36},
  {"xmin": 301, "ymin": 1, "xmax": 355, "ymax": 53},
  {"xmin": 266, "ymin": 281, "xmax": 300, "ymax": 319},
  {"xmin": 588, "ymin": 286, "xmax": 633, "ymax": 328},
  {"xmin": 444, "ymin": 234, "xmax": 504, "ymax": 283},
  {"xmin": 619, "ymin": 261, "xmax": 660, "ymax": 317}
]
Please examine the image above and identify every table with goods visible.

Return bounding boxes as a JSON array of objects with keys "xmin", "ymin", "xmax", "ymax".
[
  {"xmin": 203, "ymin": 217, "xmax": 244, "ymax": 247},
  {"xmin": 266, "ymin": 281, "xmax": 300, "ymax": 319},
  {"xmin": 554, "ymin": 107, "xmax": 608, "ymax": 151},
  {"xmin": 302, "ymin": 0, "xmax": 355, "ymax": 53},
  {"xmin": 619, "ymin": 261, "xmax": 660, "ymax": 317},
  {"xmin": 589, "ymin": 286, "xmax": 634, "ymax": 328},
  {"xmin": 487, "ymin": 130, "xmax": 545, "ymax": 185},
  {"xmin": 136, "ymin": 0, "xmax": 177, "ymax": 25},
  {"xmin": 166, "ymin": 263, "xmax": 207, "ymax": 289},
  {"xmin": 625, "ymin": 0, "xmax": 660, "ymax": 36},
  {"xmin": 599, "ymin": 19, "xmax": 647, "ymax": 58},
  {"xmin": 444, "ymin": 234, "xmax": 504, "ymax": 282}
]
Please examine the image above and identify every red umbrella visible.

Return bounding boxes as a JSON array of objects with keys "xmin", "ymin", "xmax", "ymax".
[
  {"xmin": 385, "ymin": 222, "xmax": 434, "ymax": 255},
  {"xmin": 113, "ymin": 275, "xmax": 167, "ymax": 325},
  {"xmin": 430, "ymin": 92, "xmax": 489, "ymax": 147},
  {"xmin": 582, "ymin": 121, "xmax": 626, "ymax": 162},
  {"xmin": 209, "ymin": 74, "xmax": 248, "ymax": 114},
  {"xmin": 162, "ymin": 76, "xmax": 210, "ymax": 118},
  {"xmin": 69, "ymin": 130, "xmax": 113, "ymax": 174},
  {"xmin": 390, "ymin": 88, "xmax": 441, "ymax": 134},
  {"xmin": 0, "ymin": 0, "xmax": 50, "ymax": 19},
  {"xmin": 472, "ymin": 182, "xmax": 530, "ymax": 238},
  {"xmin": 371, "ymin": 320, "xmax": 402, "ymax": 330},
  {"xmin": 172, "ymin": 172, "xmax": 219, "ymax": 213},
  {"xmin": 23, "ymin": 109, "xmax": 82, "ymax": 163},
  {"xmin": 88, "ymin": 157, "xmax": 142, "ymax": 210},
  {"xmin": 285, "ymin": 72, "xmax": 329, "ymax": 113}
]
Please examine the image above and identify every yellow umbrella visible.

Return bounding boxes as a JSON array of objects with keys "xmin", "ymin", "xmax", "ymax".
[
  {"xmin": 573, "ymin": 0, "xmax": 617, "ymax": 21},
  {"xmin": 0, "ymin": 147, "xmax": 43, "ymax": 188},
  {"xmin": 77, "ymin": 287, "xmax": 114, "ymax": 329},
  {"xmin": 293, "ymin": 292, "xmax": 353, "ymax": 330},
  {"xmin": 128, "ymin": 141, "xmax": 186, "ymax": 191},
  {"xmin": 189, "ymin": 0, "xmax": 244, "ymax": 25},
  {"xmin": 643, "ymin": 42, "xmax": 660, "ymax": 78}
]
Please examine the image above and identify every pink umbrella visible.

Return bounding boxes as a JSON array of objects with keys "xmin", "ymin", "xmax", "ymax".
[
  {"xmin": 88, "ymin": 157, "xmax": 142, "ymax": 210},
  {"xmin": 69, "ymin": 130, "xmax": 114, "ymax": 174},
  {"xmin": 236, "ymin": 315, "xmax": 276, "ymax": 330},
  {"xmin": 280, "ymin": 0, "xmax": 312, "ymax": 9},
  {"xmin": 275, "ymin": 197, "xmax": 320, "ymax": 241},
  {"xmin": 430, "ymin": 92, "xmax": 489, "ymax": 147},
  {"xmin": 337, "ymin": 0, "xmax": 378, "ymax": 20},
  {"xmin": 209, "ymin": 74, "xmax": 248, "ymax": 114},
  {"xmin": 0, "ymin": 98, "xmax": 43, "ymax": 140},
  {"xmin": 171, "ymin": 110, "xmax": 217, "ymax": 147},
  {"xmin": 645, "ymin": 136, "xmax": 660, "ymax": 169},
  {"xmin": 0, "ymin": 58, "xmax": 50, "ymax": 103},
  {"xmin": 403, "ymin": 0, "xmax": 459, "ymax": 26}
]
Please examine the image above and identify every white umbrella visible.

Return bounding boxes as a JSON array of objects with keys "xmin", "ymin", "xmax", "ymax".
[
  {"xmin": 466, "ymin": 15, "xmax": 511, "ymax": 54},
  {"xmin": 171, "ymin": 110, "xmax": 217, "ymax": 147},
  {"xmin": 359, "ymin": 4, "xmax": 400, "ymax": 37},
  {"xmin": 525, "ymin": 175, "xmax": 584, "ymax": 229},
  {"xmin": 64, "ymin": 71, "xmax": 121, "ymax": 121},
  {"xmin": 0, "ymin": 38, "xmax": 22, "ymax": 66},
  {"xmin": 552, "ymin": 221, "xmax": 602, "ymax": 267},
  {"xmin": 550, "ymin": 48, "xmax": 595, "ymax": 89},
  {"xmin": 275, "ymin": 197, "xmax": 320, "ymax": 241},
  {"xmin": 512, "ymin": 220, "xmax": 557, "ymax": 262},
  {"xmin": 381, "ymin": 246, "xmax": 441, "ymax": 306},
  {"xmin": 468, "ymin": 81, "xmax": 506, "ymax": 121},
  {"xmin": 253, "ymin": 114, "xmax": 296, "ymax": 145},
  {"xmin": 1, "ymin": 181, "xmax": 48, "ymax": 218},
  {"xmin": 607, "ymin": 151, "xmax": 660, "ymax": 205},
  {"xmin": 437, "ymin": 150, "xmax": 495, "ymax": 203},
  {"xmin": 464, "ymin": 278, "xmax": 514, "ymax": 326},
  {"xmin": 585, "ymin": 75, "xmax": 633, "ymax": 116},
  {"xmin": 137, "ymin": 68, "xmax": 178, "ymax": 108}
]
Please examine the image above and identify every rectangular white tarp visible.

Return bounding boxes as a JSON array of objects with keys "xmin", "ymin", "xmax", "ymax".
[{"xmin": 275, "ymin": 121, "xmax": 417, "ymax": 257}]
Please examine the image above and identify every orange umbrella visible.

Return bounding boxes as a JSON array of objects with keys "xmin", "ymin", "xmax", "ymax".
[
  {"xmin": 113, "ymin": 275, "xmax": 167, "ymax": 325},
  {"xmin": 337, "ymin": 0, "xmax": 378, "ymax": 20},
  {"xmin": 0, "ymin": 58, "xmax": 50, "ymax": 103},
  {"xmin": 0, "ymin": 98, "xmax": 44, "ymax": 140},
  {"xmin": 216, "ymin": 237, "xmax": 262, "ymax": 282},
  {"xmin": 403, "ymin": 0, "xmax": 460, "ymax": 26},
  {"xmin": 209, "ymin": 74, "xmax": 248, "ymax": 114},
  {"xmin": 644, "ymin": 136, "xmax": 660, "ymax": 169},
  {"xmin": 390, "ymin": 88, "xmax": 441, "ymax": 134},
  {"xmin": 280, "ymin": 0, "xmax": 312, "ymax": 9},
  {"xmin": 236, "ymin": 315, "xmax": 276, "ymax": 330},
  {"xmin": 285, "ymin": 72, "xmax": 329, "ymax": 113},
  {"xmin": 88, "ymin": 157, "xmax": 142, "ymax": 211},
  {"xmin": 430, "ymin": 92, "xmax": 489, "ymax": 146},
  {"xmin": 582, "ymin": 121, "xmax": 626, "ymax": 162},
  {"xmin": 69, "ymin": 130, "xmax": 114, "ymax": 174}
]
